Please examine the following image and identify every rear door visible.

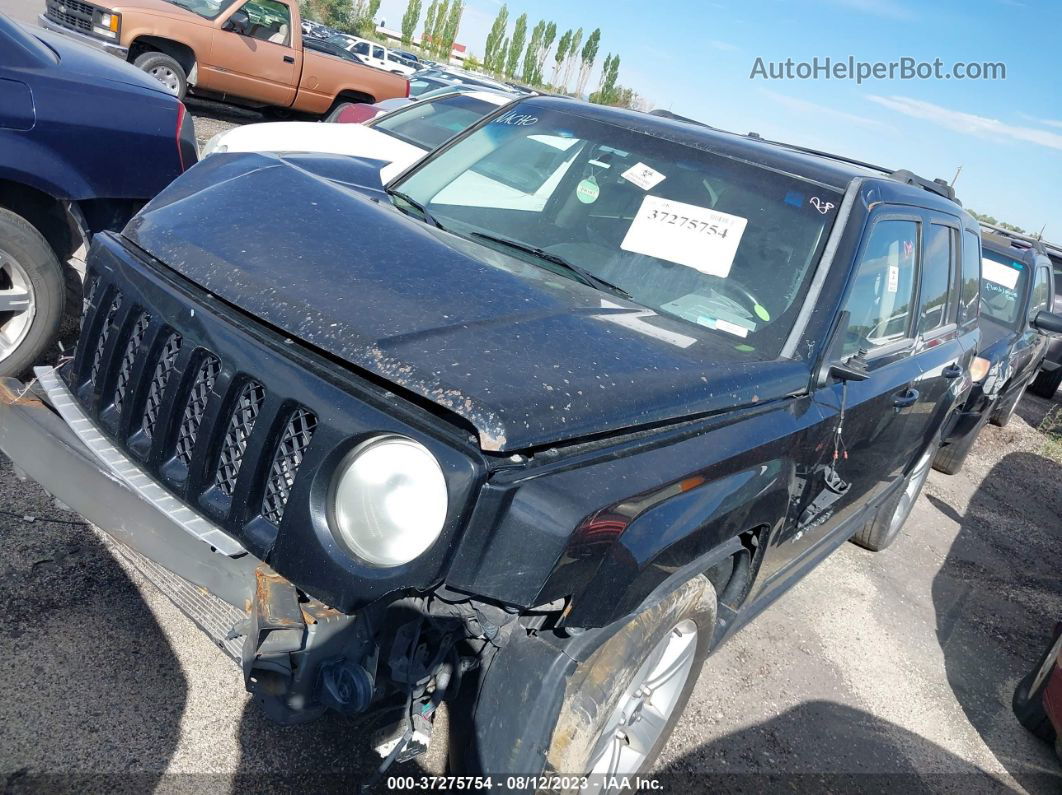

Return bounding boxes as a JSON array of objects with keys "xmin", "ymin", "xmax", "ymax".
[
  {"xmin": 208, "ymin": 0, "xmax": 298, "ymax": 107},
  {"xmin": 902, "ymin": 213, "xmax": 972, "ymax": 465}
]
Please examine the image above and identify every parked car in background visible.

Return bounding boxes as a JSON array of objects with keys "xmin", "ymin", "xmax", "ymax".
[
  {"xmin": 326, "ymin": 84, "xmax": 494, "ymax": 123},
  {"xmin": 327, "ymin": 34, "xmax": 416, "ymax": 76},
  {"xmin": 932, "ymin": 228, "xmax": 1055, "ymax": 473},
  {"xmin": 0, "ymin": 12, "xmax": 193, "ymax": 377},
  {"xmin": 39, "ymin": 0, "xmax": 408, "ymax": 112},
  {"xmin": 2, "ymin": 98, "xmax": 1017, "ymax": 779},
  {"xmin": 1029, "ymin": 241, "xmax": 1062, "ymax": 398},
  {"xmin": 201, "ymin": 90, "xmax": 514, "ymax": 181},
  {"xmin": 302, "ymin": 36, "xmax": 363, "ymax": 66},
  {"xmin": 1014, "ymin": 621, "xmax": 1062, "ymax": 762}
]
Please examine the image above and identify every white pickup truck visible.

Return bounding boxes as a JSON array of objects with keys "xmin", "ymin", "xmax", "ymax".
[{"xmin": 328, "ymin": 34, "xmax": 416, "ymax": 76}]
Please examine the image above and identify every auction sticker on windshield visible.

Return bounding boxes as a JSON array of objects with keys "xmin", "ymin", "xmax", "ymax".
[{"xmin": 621, "ymin": 196, "xmax": 747, "ymax": 277}]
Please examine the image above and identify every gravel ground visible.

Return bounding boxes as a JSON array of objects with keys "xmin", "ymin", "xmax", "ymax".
[{"xmin": 1, "ymin": 388, "xmax": 1060, "ymax": 792}]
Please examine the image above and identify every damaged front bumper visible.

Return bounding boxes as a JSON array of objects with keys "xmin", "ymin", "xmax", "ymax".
[{"xmin": 0, "ymin": 368, "xmax": 364, "ymax": 723}]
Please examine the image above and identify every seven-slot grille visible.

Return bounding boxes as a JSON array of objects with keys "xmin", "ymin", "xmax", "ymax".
[{"xmin": 70, "ymin": 278, "xmax": 317, "ymax": 532}]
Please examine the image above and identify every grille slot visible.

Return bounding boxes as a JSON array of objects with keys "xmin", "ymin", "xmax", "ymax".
[
  {"xmin": 142, "ymin": 333, "xmax": 182, "ymax": 438},
  {"xmin": 113, "ymin": 312, "xmax": 151, "ymax": 414},
  {"xmin": 90, "ymin": 293, "xmax": 122, "ymax": 385},
  {"xmin": 80, "ymin": 276, "xmax": 98, "ymax": 333},
  {"xmin": 215, "ymin": 381, "xmax": 266, "ymax": 496},
  {"xmin": 175, "ymin": 355, "xmax": 221, "ymax": 465},
  {"xmin": 262, "ymin": 409, "xmax": 317, "ymax": 525}
]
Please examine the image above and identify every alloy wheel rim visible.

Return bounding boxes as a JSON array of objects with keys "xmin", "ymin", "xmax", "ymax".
[
  {"xmin": 149, "ymin": 65, "xmax": 181, "ymax": 94},
  {"xmin": 587, "ymin": 619, "xmax": 698, "ymax": 778},
  {"xmin": 0, "ymin": 249, "xmax": 35, "ymax": 363},
  {"xmin": 889, "ymin": 448, "xmax": 933, "ymax": 535}
]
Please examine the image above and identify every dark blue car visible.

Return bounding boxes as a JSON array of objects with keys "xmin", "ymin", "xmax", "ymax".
[{"xmin": 0, "ymin": 13, "xmax": 195, "ymax": 377}]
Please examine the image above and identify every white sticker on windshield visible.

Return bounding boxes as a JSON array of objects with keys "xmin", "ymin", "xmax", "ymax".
[
  {"xmin": 887, "ymin": 264, "xmax": 899, "ymax": 293},
  {"xmin": 620, "ymin": 196, "xmax": 747, "ymax": 277},
  {"xmin": 621, "ymin": 162, "xmax": 666, "ymax": 191},
  {"xmin": 982, "ymin": 257, "xmax": 1020, "ymax": 290}
]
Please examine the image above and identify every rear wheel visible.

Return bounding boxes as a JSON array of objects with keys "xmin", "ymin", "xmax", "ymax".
[
  {"xmin": 0, "ymin": 208, "xmax": 65, "ymax": 378},
  {"xmin": 933, "ymin": 413, "xmax": 989, "ymax": 475},
  {"xmin": 851, "ymin": 441, "xmax": 936, "ymax": 551},
  {"xmin": 1013, "ymin": 626, "xmax": 1062, "ymax": 742},
  {"xmin": 1029, "ymin": 367, "xmax": 1062, "ymax": 400},
  {"xmin": 133, "ymin": 52, "xmax": 187, "ymax": 99},
  {"xmin": 990, "ymin": 385, "xmax": 1024, "ymax": 427}
]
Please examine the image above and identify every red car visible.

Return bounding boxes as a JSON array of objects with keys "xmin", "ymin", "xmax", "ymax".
[{"xmin": 1014, "ymin": 621, "xmax": 1062, "ymax": 760}]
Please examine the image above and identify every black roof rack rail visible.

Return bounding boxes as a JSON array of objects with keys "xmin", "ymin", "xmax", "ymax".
[
  {"xmin": 888, "ymin": 169, "xmax": 959, "ymax": 204},
  {"xmin": 738, "ymin": 138, "xmax": 962, "ymax": 206},
  {"xmin": 648, "ymin": 108, "xmax": 713, "ymax": 128},
  {"xmin": 643, "ymin": 111, "xmax": 962, "ymax": 207},
  {"xmin": 979, "ymin": 222, "xmax": 1049, "ymax": 255}
]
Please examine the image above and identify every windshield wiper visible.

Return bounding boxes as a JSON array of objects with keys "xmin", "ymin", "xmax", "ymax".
[
  {"xmin": 386, "ymin": 188, "xmax": 443, "ymax": 229},
  {"xmin": 469, "ymin": 232, "xmax": 633, "ymax": 301}
]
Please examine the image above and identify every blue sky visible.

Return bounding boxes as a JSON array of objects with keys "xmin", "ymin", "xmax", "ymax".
[{"xmin": 376, "ymin": 0, "xmax": 1061, "ymax": 236}]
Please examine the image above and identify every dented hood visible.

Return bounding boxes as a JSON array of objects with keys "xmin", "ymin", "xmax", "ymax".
[{"xmin": 124, "ymin": 153, "xmax": 808, "ymax": 451}]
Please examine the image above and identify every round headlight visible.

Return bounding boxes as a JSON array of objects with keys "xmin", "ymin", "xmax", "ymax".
[{"xmin": 331, "ymin": 435, "xmax": 448, "ymax": 566}]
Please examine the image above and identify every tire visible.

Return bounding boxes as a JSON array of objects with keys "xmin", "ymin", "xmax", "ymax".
[
  {"xmin": 133, "ymin": 52, "xmax": 187, "ymax": 99},
  {"xmin": 1029, "ymin": 367, "xmax": 1062, "ymax": 400},
  {"xmin": 932, "ymin": 413, "xmax": 988, "ymax": 475},
  {"xmin": 1013, "ymin": 626, "xmax": 1062, "ymax": 742},
  {"xmin": 851, "ymin": 440, "xmax": 936, "ymax": 551},
  {"xmin": 458, "ymin": 577, "xmax": 716, "ymax": 780},
  {"xmin": 0, "ymin": 208, "xmax": 65, "ymax": 378},
  {"xmin": 990, "ymin": 385, "xmax": 1023, "ymax": 427}
]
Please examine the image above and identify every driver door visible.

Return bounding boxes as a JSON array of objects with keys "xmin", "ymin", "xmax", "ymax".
[
  {"xmin": 775, "ymin": 210, "xmax": 927, "ymax": 567},
  {"xmin": 208, "ymin": 0, "xmax": 298, "ymax": 107}
]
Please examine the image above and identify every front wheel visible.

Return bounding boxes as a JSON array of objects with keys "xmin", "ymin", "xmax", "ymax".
[
  {"xmin": 133, "ymin": 52, "xmax": 187, "ymax": 99},
  {"xmin": 456, "ymin": 577, "xmax": 716, "ymax": 781}
]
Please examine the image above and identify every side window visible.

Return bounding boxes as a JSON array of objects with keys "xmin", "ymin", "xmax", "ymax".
[
  {"xmin": 353, "ymin": 42, "xmax": 370, "ymax": 55},
  {"xmin": 918, "ymin": 224, "xmax": 955, "ymax": 334},
  {"xmin": 1031, "ymin": 265, "xmax": 1051, "ymax": 315},
  {"xmin": 840, "ymin": 218, "xmax": 919, "ymax": 356},
  {"xmin": 242, "ymin": 0, "xmax": 290, "ymax": 45},
  {"xmin": 373, "ymin": 45, "xmax": 385, "ymax": 60},
  {"xmin": 958, "ymin": 230, "xmax": 981, "ymax": 324}
]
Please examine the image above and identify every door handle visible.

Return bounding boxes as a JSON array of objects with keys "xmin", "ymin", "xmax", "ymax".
[
  {"xmin": 283, "ymin": 55, "xmax": 295, "ymax": 63},
  {"xmin": 942, "ymin": 363, "xmax": 963, "ymax": 379},
  {"xmin": 893, "ymin": 388, "xmax": 919, "ymax": 409}
]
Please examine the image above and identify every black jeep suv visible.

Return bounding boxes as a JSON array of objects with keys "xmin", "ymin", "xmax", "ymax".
[
  {"xmin": 4, "ymin": 97, "xmax": 1041, "ymax": 779},
  {"xmin": 932, "ymin": 227, "xmax": 1057, "ymax": 473}
]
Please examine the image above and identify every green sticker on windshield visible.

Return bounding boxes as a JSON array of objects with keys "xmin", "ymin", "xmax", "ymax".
[
  {"xmin": 576, "ymin": 177, "xmax": 600, "ymax": 204},
  {"xmin": 735, "ymin": 344, "xmax": 756, "ymax": 352},
  {"xmin": 753, "ymin": 303, "xmax": 770, "ymax": 321}
]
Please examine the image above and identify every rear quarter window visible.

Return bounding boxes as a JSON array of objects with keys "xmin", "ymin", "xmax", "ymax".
[{"xmin": 958, "ymin": 231, "xmax": 981, "ymax": 324}]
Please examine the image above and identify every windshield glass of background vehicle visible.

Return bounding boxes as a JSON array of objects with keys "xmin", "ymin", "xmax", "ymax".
[
  {"xmin": 371, "ymin": 95, "xmax": 499, "ymax": 151},
  {"xmin": 980, "ymin": 248, "xmax": 1029, "ymax": 326},
  {"xmin": 165, "ymin": 0, "xmax": 238, "ymax": 20},
  {"xmin": 393, "ymin": 104, "xmax": 841, "ymax": 359}
]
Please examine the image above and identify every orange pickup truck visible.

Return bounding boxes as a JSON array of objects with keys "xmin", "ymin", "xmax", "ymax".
[{"xmin": 39, "ymin": 0, "xmax": 408, "ymax": 113}]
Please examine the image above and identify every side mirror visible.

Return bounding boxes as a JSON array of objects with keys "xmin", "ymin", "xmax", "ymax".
[
  {"xmin": 828, "ymin": 359, "xmax": 870, "ymax": 382},
  {"xmin": 1032, "ymin": 310, "xmax": 1062, "ymax": 334}
]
